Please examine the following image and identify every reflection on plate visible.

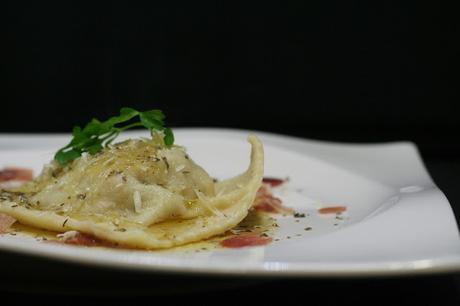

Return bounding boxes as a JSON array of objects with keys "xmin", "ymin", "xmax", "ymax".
[{"xmin": 0, "ymin": 128, "xmax": 459, "ymax": 277}]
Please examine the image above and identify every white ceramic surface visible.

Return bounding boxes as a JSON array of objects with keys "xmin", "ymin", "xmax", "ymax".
[{"xmin": 0, "ymin": 128, "xmax": 459, "ymax": 277}]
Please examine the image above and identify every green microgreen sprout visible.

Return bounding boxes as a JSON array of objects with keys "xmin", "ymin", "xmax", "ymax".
[{"xmin": 54, "ymin": 107, "xmax": 174, "ymax": 165}]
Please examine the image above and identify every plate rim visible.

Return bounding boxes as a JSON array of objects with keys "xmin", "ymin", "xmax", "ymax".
[
  {"xmin": 1, "ymin": 128, "xmax": 459, "ymax": 277},
  {"xmin": 1, "ymin": 240, "xmax": 460, "ymax": 278}
]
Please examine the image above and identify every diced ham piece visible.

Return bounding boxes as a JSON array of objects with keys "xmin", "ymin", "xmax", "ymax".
[
  {"xmin": 63, "ymin": 232, "xmax": 103, "ymax": 247},
  {"xmin": 221, "ymin": 233, "xmax": 272, "ymax": 248},
  {"xmin": 56, "ymin": 232, "xmax": 117, "ymax": 247},
  {"xmin": 253, "ymin": 184, "xmax": 294, "ymax": 214},
  {"xmin": 318, "ymin": 206, "xmax": 347, "ymax": 214},
  {"xmin": 262, "ymin": 177, "xmax": 285, "ymax": 187},
  {"xmin": 0, "ymin": 167, "xmax": 33, "ymax": 182},
  {"xmin": 0, "ymin": 213, "xmax": 16, "ymax": 234}
]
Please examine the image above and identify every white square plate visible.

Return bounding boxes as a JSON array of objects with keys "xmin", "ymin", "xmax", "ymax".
[{"xmin": 0, "ymin": 128, "xmax": 459, "ymax": 277}]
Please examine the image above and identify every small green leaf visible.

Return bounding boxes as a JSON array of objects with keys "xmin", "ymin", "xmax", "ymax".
[
  {"xmin": 143, "ymin": 109, "xmax": 165, "ymax": 121},
  {"xmin": 55, "ymin": 149, "xmax": 81, "ymax": 165},
  {"xmin": 120, "ymin": 107, "xmax": 138, "ymax": 117},
  {"xmin": 83, "ymin": 119, "xmax": 106, "ymax": 135},
  {"xmin": 105, "ymin": 107, "xmax": 139, "ymax": 128},
  {"xmin": 72, "ymin": 126, "xmax": 82, "ymax": 136},
  {"xmin": 163, "ymin": 128, "xmax": 174, "ymax": 147},
  {"xmin": 139, "ymin": 110, "xmax": 164, "ymax": 130},
  {"xmin": 139, "ymin": 117, "xmax": 162, "ymax": 130},
  {"xmin": 86, "ymin": 142, "xmax": 103, "ymax": 154}
]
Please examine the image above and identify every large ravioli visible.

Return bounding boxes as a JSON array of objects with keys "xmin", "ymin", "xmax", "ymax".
[{"xmin": 0, "ymin": 136, "xmax": 264, "ymax": 249}]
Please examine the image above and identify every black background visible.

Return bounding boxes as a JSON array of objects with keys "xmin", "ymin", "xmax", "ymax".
[
  {"xmin": 2, "ymin": 1, "xmax": 460, "ymax": 304},
  {"xmin": 3, "ymin": 2, "xmax": 458, "ymax": 158}
]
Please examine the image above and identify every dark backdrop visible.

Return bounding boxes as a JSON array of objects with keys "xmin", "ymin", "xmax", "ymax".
[{"xmin": 2, "ymin": 2, "xmax": 458, "ymax": 158}]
